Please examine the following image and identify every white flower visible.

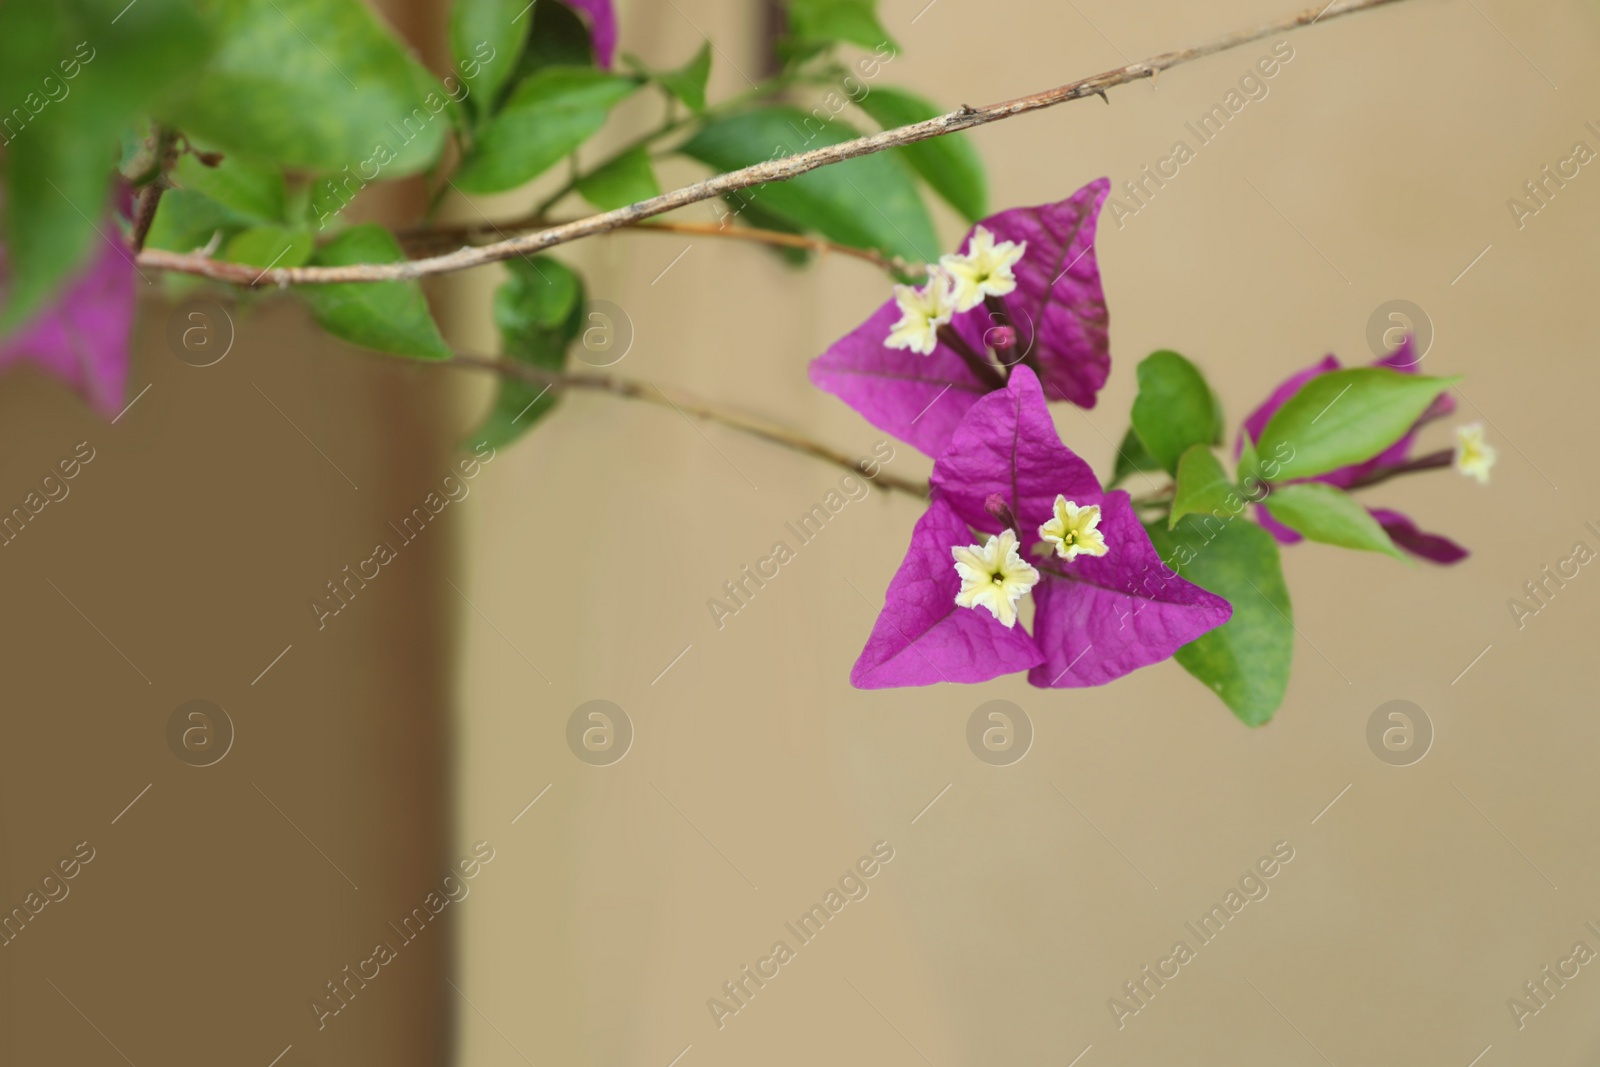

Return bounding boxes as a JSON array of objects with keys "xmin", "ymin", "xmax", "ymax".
[
  {"xmin": 952, "ymin": 529, "xmax": 1040, "ymax": 628},
  {"xmin": 1454, "ymin": 423, "xmax": 1496, "ymax": 485},
  {"xmin": 1038, "ymin": 496, "xmax": 1109, "ymax": 562},
  {"xmin": 884, "ymin": 269, "xmax": 957, "ymax": 355},
  {"xmin": 939, "ymin": 225, "xmax": 1027, "ymax": 312}
]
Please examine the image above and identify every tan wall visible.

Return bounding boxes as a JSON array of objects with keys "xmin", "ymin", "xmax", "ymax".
[
  {"xmin": 0, "ymin": 3, "xmax": 462, "ymax": 1065},
  {"xmin": 0, "ymin": 296, "xmax": 461, "ymax": 1067}
]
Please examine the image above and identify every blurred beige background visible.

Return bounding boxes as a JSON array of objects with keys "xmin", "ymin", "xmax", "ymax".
[{"xmin": 6, "ymin": 0, "xmax": 1600, "ymax": 1065}]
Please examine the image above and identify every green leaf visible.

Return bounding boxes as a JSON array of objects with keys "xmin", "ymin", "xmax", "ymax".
[
  {"xmin": 144, "ymin": 190, "xmax": 249, "ymax": 254},
  {"xmin": 469, "ymin": 256, "xmax": 585, "ymax": 449},
  {"xmin": 654, "ymin": 42, "xmax": 712, "ymax": 114},
  {"xmin": 1237, "ymin": 433, "xmax": 1262, "ymax": 485},
  {"xmin": 0, "ymin": 0, "xmax": 211, "ymax": 331},
  {"xmin": 515, "ymin": 0, "xmax": 597, "ymax": 76},
  {"xmin": 145, "ymin": 147, "xmax": 288, "ymax": 254},
  {"xmin": 576, "ymin": 146, "xmax": 661, "ymax": 211},
  {"xmin": 1256, "ymin": 367, "xmax": 1460, "ymax": 482},
  {"xmin": 298, "ymin": 225, "xmax": 452, "ymax": 360},
  {"xmin": 173, "ymin": 151, "xmax": 287, "ymax": 223},
  {"xmin": 158, "ymin": 0, "xmax": 448, "ymax": 176},
  {"xmin": 223, "ymin": 225, "xmax": 314, "ymax": 269},
  {"xmin": 1147, "ymin": 517, "xmax": 1293, "ymax": 727},
  {"xmin": 1109, "ymin": 428, "xmax": 1163, "ymax": 488},
  {"xmin": 785, "ymin": 0, "xmax": 898, "ymax": 51},
  {"xmin": 1130, "ymin": 350, "xmax": 1224, "ymax": 474},
  {"xmin": 1169, "ymin": 446, "xmax": 1239, "ymax": 529},
  {"xmin": 454, "ymin": 67, "xmax": 639, "ymax": 194},
  {"xmin": 681, "ymin": 106, "xmax": 938, "ymax": 264},
  {"xmin": 1263, "ymin": 482, "xmax": 1405, "ymax": 559},
  {"xmin": 853, "ymin": 86, "xmax": 986, "ymax": 221},
  {"xmin": 450, "ymin": 0, "xmax": 529, "ymax": 111}
]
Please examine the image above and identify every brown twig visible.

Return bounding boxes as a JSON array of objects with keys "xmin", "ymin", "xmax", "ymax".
[
  {"xmin": 135, "ymin": 0, "xmax": 1411, "ymax": 287},
  {"xmin": 1344, "ymin": 447, "xmax": 1454, "ymax": 489},
  {"xmin": 402, "ymin": 216, "xmax": 918, "ymax": 274},
  {"xmin": 128, "ymin": 127, "xmax": 179, "ymax": 254},
  {"xmin": 1129, "ymin": 446, "xmax": 1456, "ymax": 510},
  {"xmin": 447, "ymin": 354, "xmax": 930, "ymax": 498}
]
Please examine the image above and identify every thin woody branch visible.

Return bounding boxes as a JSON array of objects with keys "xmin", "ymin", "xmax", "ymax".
[
  {"xmin": 1344, "ymin": 447, "xmax": 1453, "ymax": 489},
  {"xmin": 446, "ymin": 353, "xmax": 930, "ymax": 499},
  {"xmin": 136, "ymin": 0, "xmax": 1411, "ymax": 287},
  {"xmin": 402, "ymin": 217, "xmax": 918, "ymax": 274}
]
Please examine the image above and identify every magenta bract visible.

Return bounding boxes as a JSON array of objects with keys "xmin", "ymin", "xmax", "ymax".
[
  {"xmin": 811, "ymin": 179, "xmax": 1112, "ymax": 458},
  {"xmin": 0, "ymin": 220, "xmax": 135, "ymax": 418},
  {"xmin": 851, "ymin": 367, "xmax": 1231, "ymax": 689}
]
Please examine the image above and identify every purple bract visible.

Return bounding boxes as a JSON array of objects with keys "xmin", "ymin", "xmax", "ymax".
[
  {"xmin": 851, "ymin": 366, "xmax": 1231, "ymax": 689},
  {"xmin": 810, "ymin": 179, "xmax": 1112, "ymax": 458}
]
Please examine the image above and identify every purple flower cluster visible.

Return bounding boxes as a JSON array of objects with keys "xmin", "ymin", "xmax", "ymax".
[{"xmin": 811, "ymin": 180, "xmax": 1233, "ymax": 690}]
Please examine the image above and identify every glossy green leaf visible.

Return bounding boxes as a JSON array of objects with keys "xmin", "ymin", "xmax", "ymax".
[
  {"xmin": 223, "ymin": 225, "xmax": 314, "ymax": 269},
  {"xmin": 577, "ymin": 146, "xmax": 661, "ymax": 211},
  {"xmin": 1109, "ymin": 428, "xmax": 1163, "ymax": 488},
  {"xmin": 1147, "ymin": 516, "xmax": 1293, "ymax": 727},
  {"xmin": 173, "ymin": 151, "xmax": 286, "ymax": 222},
  {"xmin": 681, "ymin": 106, "xmax": 938, "ymax": 264},
  {"xmin": 158, "ymin": 0, "xmax": 448, "ymax": 176},
  {"xmin": 785, "ymin": 0, "xmax": 898, "ymax": 51},
  {"xmin": 455, "ymin": 67, "xmax": 639, "ymax": 194},
  {"xmin": 0, "ymin": 0, "xmax": 210, "ymax": 332},
  {"xmin": 1130, "ymin": 350, "xmax": 1224, "ymax": 474},
  {"xmin": 1256, "ymin": 367, "xmax": 1460, "ymax": 481},
  {"xmin": 298, "ymin": 225, "xmax": 452, "ymax": 360},
  {"xmin": 853, "ymin": 86, "xmax": 986, "ymax": 221},
  {"xmin": 450, "ymin": 0, "xmax": 529, "ymax": 111},
  {"xmin": 1169, "ymin": 446, "xmax": 1239, "ymax": 528},
  {"xmin": 469, "ymin": 256, "xmax": 585, "ymax": 449},
  {"xmin": 654, "ymin": 42, "xmax": 711, "ymax": 114},
  {"xmin": 1263, "ymin": 482, "xmax": 1405, "ymax": 559}
]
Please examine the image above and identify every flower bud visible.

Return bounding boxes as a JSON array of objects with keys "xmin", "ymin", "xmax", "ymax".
[{"xmin": 984, "ymin": 493, "xmax": 1017, "ymax": 530}]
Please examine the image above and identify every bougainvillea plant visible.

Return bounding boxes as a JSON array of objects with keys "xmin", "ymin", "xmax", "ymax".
[
  {"xmin": 810, "ymin": 176, "xmax": 1482, "ymax": 722},
  {"xmin": 0, "ymin": 0, "xmax": 1462, "ymax": 724}
]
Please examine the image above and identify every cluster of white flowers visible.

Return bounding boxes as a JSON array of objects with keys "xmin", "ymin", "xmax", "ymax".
[
  {"xmin": 953, "ymin": 496, "xmax": 1108, "ymax": 627},
  {"xmin": 884, "ymin": 226, "xmax": 1027, "ymax": 355}
]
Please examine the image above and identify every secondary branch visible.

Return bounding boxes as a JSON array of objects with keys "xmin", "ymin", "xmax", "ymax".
[
  {"xmin": 446, "ymin": 354, "xmax": 931, "ymax": 499},
  {"xmin": 401, "ymin": 217, "xmax": 918, "ymax": 274}
]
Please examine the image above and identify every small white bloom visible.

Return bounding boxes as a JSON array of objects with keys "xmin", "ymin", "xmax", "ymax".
[
  {"xmin": 884, "ymin": 269, "xmax": 957, "ymax": 355},
  {"xmin": 1454, "ymin": 423, "xmax": 1496, "ymax": 485},
  {"xmin": 939, "ymin": 225, "xmax": 1027, "ymax": 312},
  {"xmin": 952, "ymin": 529, "xmax": 1040, "ymax": 628},
  {"xmin": 1038, "ymin": 495, "xmax": 1109, "ymax": 562}
]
